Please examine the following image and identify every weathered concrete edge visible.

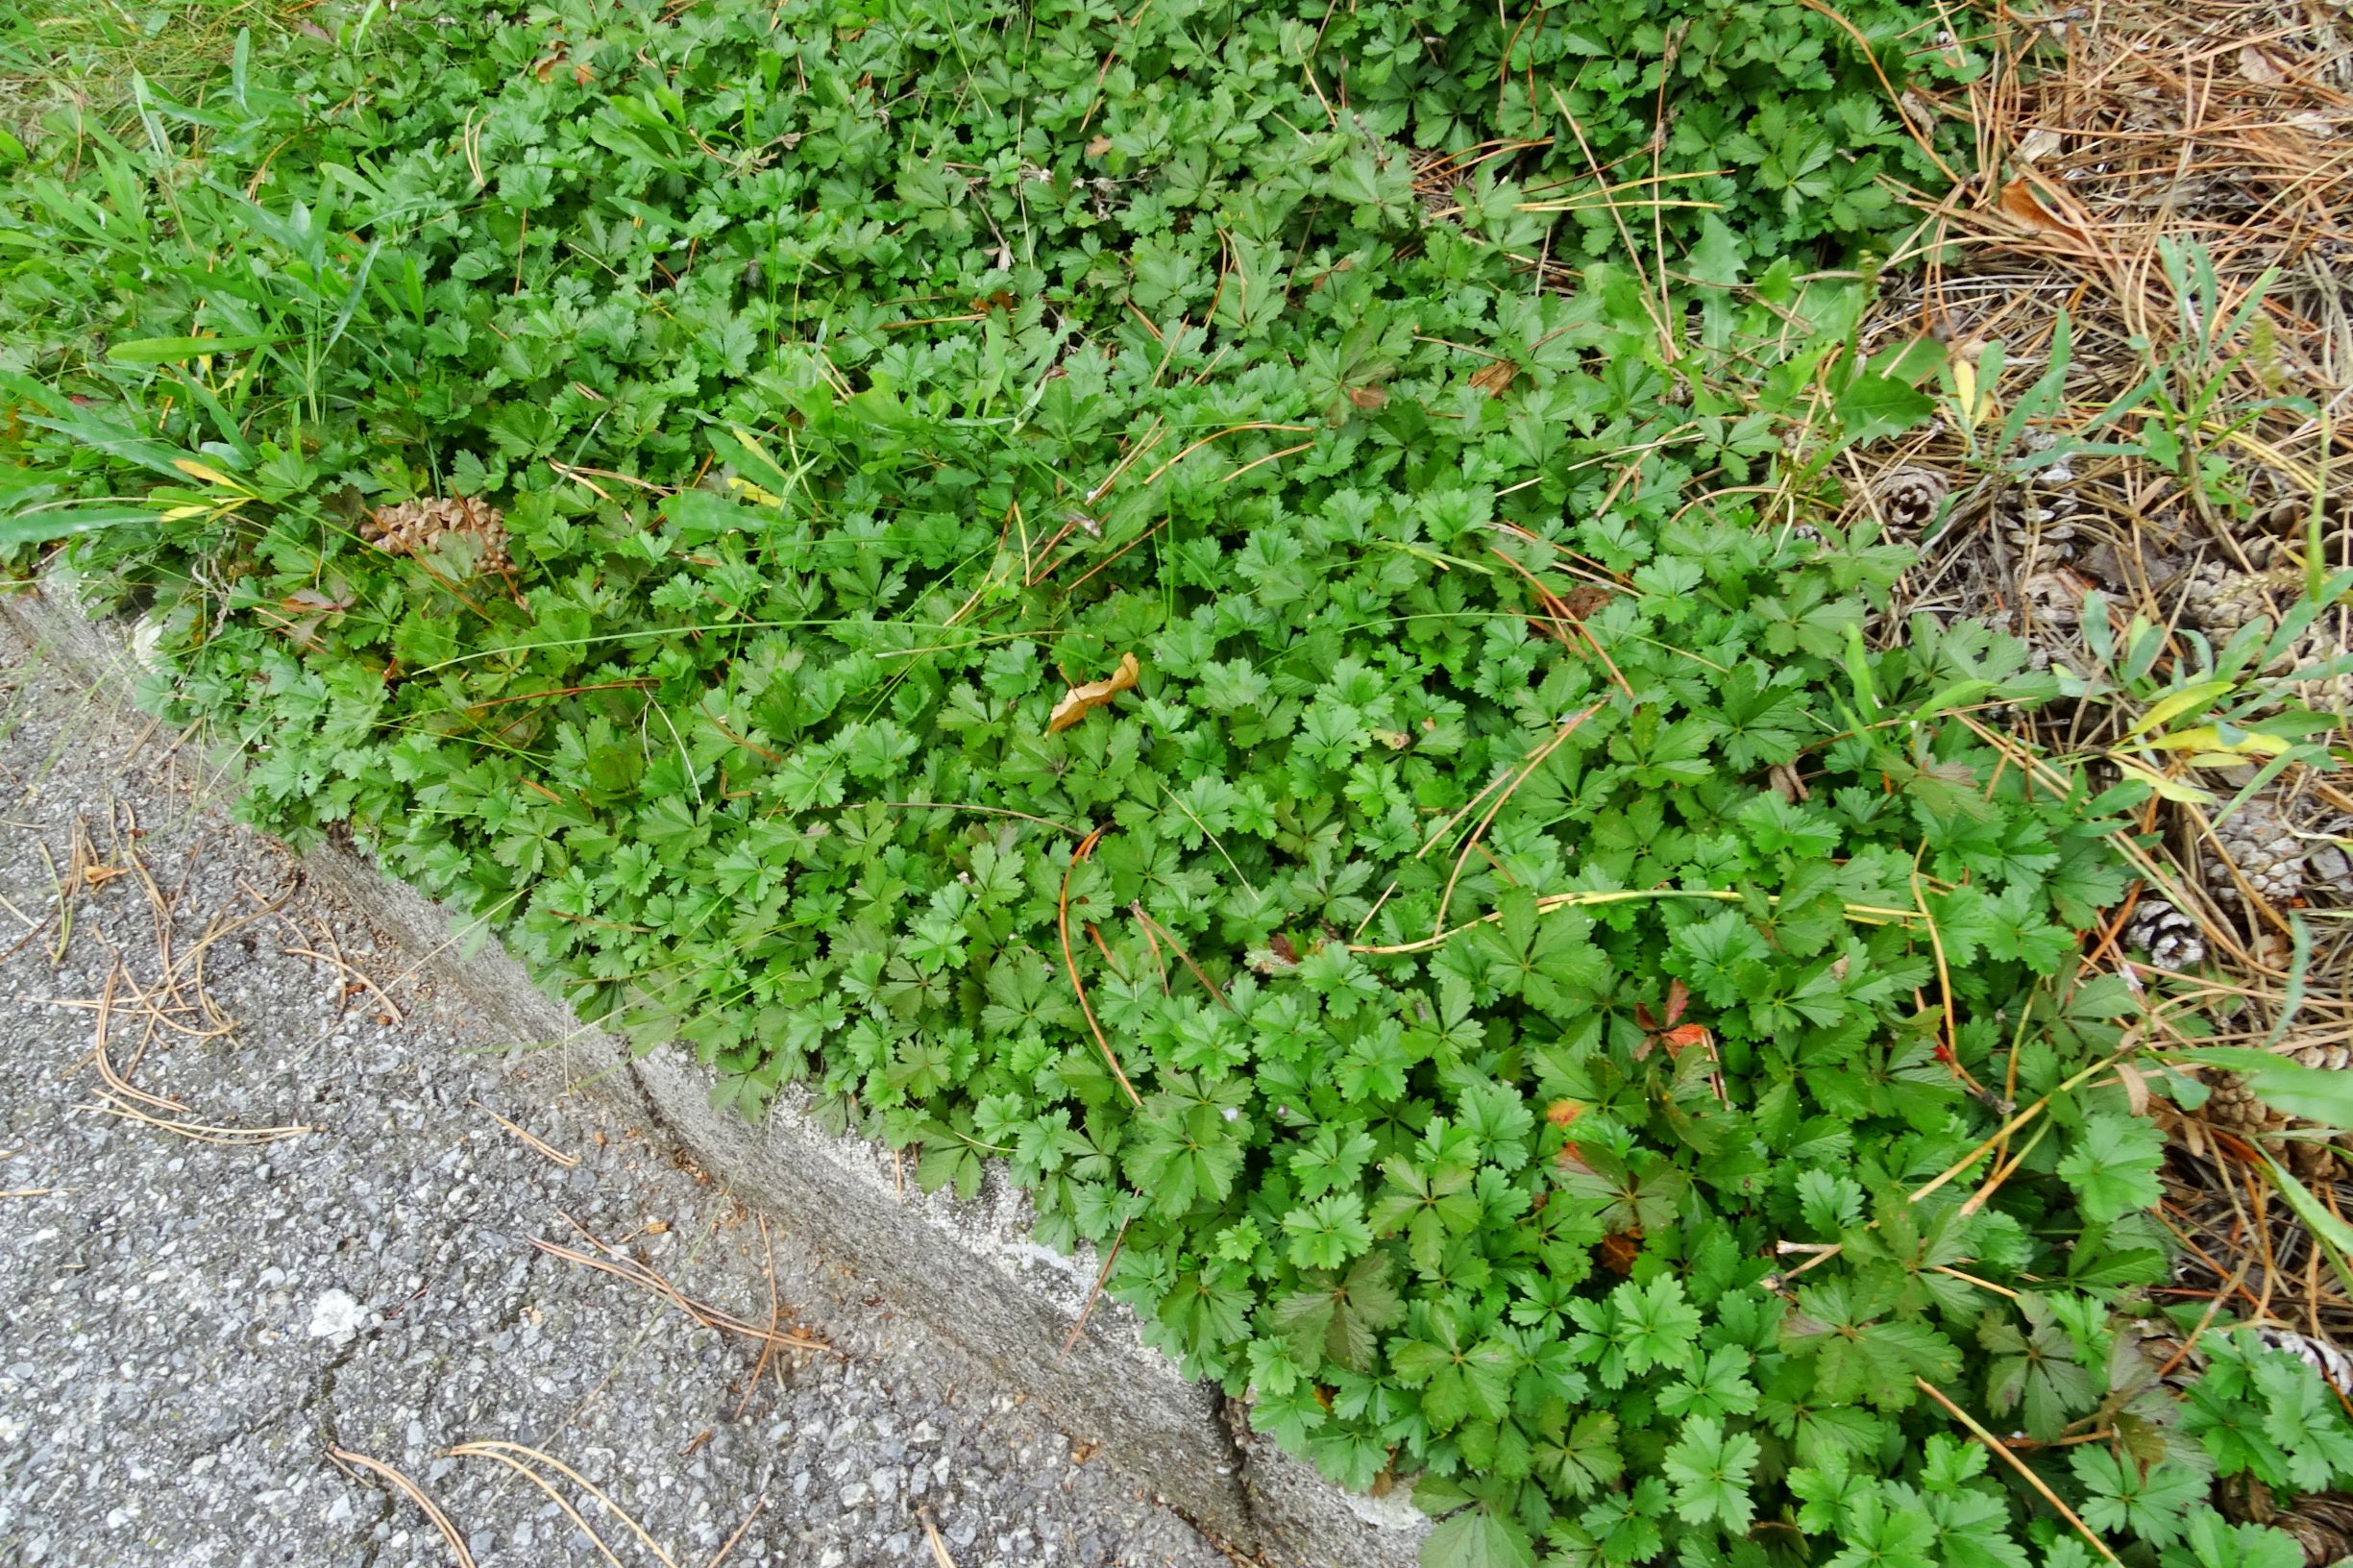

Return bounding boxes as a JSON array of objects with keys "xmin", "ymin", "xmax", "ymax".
[{"xmin": 0, "ymin": 581, "xmax": 1427, "ymax": 1568}]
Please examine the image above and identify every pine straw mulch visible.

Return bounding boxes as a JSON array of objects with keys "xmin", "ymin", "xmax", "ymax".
[{"xmin": 1838, "ymin": 0, "xmax": 2353, "ymax": 1530}]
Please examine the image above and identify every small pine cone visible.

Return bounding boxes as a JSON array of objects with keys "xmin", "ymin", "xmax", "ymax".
[
  {"xmin": 2286, "ymin": 1035, "xmax": 2353, "ymax": 1072},
  {"xmin": 2259, "ymin": 1328, "xmax": 2353, "ymax": 1398},
  {"xmin": 2014, "ymin": 570, "xmax": 2089, "ymax": 675},
  {"xmin": 1994, "ymin": 490, "xmax": 2081, "ymax": 564},
  {"xmin": 2308, "ymin": 843, "xmax": 2353, "ymax": 900},
  {"xmin": 2180, "ymin": 559, "xmax": 2299, "ymax": 635},
  {"xmin": 2121, "ymin": 898, "xmax": 2206, "ymax": 968},
  {"xmin": 2203, "ymin": 1069, "xmax": 2268, "ymax": 1133},
  {"xmin": 2210, "ymin": 794, "xmax": 2308, "ymax": 907},
  {"xmin": 2280, "ymin": 1494, "xmax": 2353, "ymax": 1568},
  {"xmin": 2290, "ymin": 1133, "xmax": 2344, "ymax": 1185},
  {"xmin": 363, "ymin": 496, "xmax": 512, "ymax": 577},
  {"xmin": 1870, "ymin": 466, "xmax": 1949, "ymax": 532}
]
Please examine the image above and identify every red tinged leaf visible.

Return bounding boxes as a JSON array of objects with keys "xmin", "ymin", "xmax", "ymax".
[{"xmin": 1658, "ymin": 1023, "xmax": 1712, "ymax": 1057}]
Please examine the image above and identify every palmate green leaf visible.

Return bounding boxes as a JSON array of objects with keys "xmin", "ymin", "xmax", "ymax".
[
  {"xmin": 1614, "ymin": 1274, "xmax": 1703, "ymax": 1379},
  {"xmin": 2056, "ymin": 1113, "xmax": 2167, "ymax": 1223},
  {"xmin": 1979, "ymin": 1296, "xmax": 2098, "ymax": 1441},
  {"xmin": 1535, "ymin": 1410, "xmax": 1626, "ymax": 1499},
  {"xmin": 2162, "ymin": 1509, "xmax": 2306, "ymax": 1568},
  {"xmin": 1122, "ymin": 1081, "xmax": 1250, "ymax": 1218},
  {"xmin": 1475, "ymin": 888, "xmax": 1608, "ymax": 1013},
  {"xmin": 2249, "ymin": 1354, "xmax": 2353, "ymax": 1490},
  {"xmin": 2070, "ymin": 1449, "xmax": 2209, "ymax": 1548},
  {"xmin": 1925, "ymin": 1482, "xmax": 2032, "ymax": 1568},
  {"xmin": 1369, "ymin": 1158, "xmax": 1483, "ymax": 1273},
  {"xmin": 1418, "ymin": 1505, "xmax": 1536, "ymax": 1568},
  {"xmin": 1662, "ymin": 1416, "xmax": 1761, "ymax": 1531},
  {"xmin": 1822, "ymin": 1487, "xmax": 1940, "ymax": 1568},
  {"xmin": 1779, "ymin": 1280, "xmax": 1956, "ymax": 1409},
  {"xmin": 1273, "ymin": 1252, "xmax": 1404, "ymax": 1372},
  {"xmin": 1389, "ymin": 1306, "xmax": 1517, "ymax": 1431}
]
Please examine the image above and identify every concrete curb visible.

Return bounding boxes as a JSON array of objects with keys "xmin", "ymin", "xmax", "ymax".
[{"xmin": 0, "ymin": 581, "xmax": 1427, "ymax": 1568}]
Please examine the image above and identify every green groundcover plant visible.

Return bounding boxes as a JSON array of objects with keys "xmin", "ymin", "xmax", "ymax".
[{"xmin": 5, "ymin": 4, "xmax": 2351, "ymax": 1566}]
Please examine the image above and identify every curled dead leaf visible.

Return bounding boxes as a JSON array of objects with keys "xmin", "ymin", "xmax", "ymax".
[
  {"xmin": 1469, "ymin": 359, "xmax": 1519, "ymax": 398},
  {"xmin": 1047, "ymin": 652, "xmax": 1140, "ymax": 733},
  {"xmin": 1996, "ymin": 177, "xmax": 2093, "ymax": 248}
]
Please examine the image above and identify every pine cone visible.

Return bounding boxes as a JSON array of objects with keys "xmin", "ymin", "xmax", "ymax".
[
  {"xmin": 2309, "ymin": 844, "xmax": 2353, "ymax": 900},
  {"xmin": 2121, "ymin": 898, "xmax": 2207, "ymax": 968},
  {"xmin": 1995, "ymin": 492, "xmax": 2081, "ymax": 564},
  {"xmin": 1996, "ymin": 430, "xmax": 2081, "ymax": 564},
  {"xmin": 2259, "ymin": 1328, "xmax": 2353, "ymax": 1398},
  {"xmin": 2278, "ymin": 1493, "xmax": 2353, "ymax": 1568},
  {"xmin": 2210, "ymin": 794, "xmax": 2307, "ymax": 907},
  {"xmin": 2180, "ymin": 559, "xmax": 2299, "ymax": 635},
  {"xmin": 361, "ymin": 496, "xmax": 513, "ymax": 577},
  {"xmin": 2015, "ymin": 569, "xmax": 2089, "ymax": 674},
  {"xmin": 2203, "ymin": 1069, "xmax": 2268, "ymax": 1133},
  {"xmin": 1871, "ymin": 466, "xmax": 1949, "ymax": 532},
  {"xmin": 2287, "ymin": 1035, "xmax": 2353, "ymax": 1072},
  {"xmin": 2290, "ymin": 1134, "xmax": 2344, "ymax": 1185}
]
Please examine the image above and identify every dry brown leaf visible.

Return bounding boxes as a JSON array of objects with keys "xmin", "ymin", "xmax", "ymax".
[
  {"xmin": 2014, "ymin": 127, "xmax": 2064, "ymax": 163},
  {"xmin": 2116, "ymin": 1060, "xmax": 2151, "ymax": 1117},
  {"xmin": 1469, "ymin": 359, "xmax": 1519, "ymax": 398},
  {"xmin": 2238, "ymin": 43, "xmax": 2290, "ymax": 84},
  {"xmin": 1996, "ymin": 178, "xmax": 2092, "ymax": 248},
  {"xmin": 1047, "ymin": 652, "xmax": 1140, "ymax": 733},
  {"xmin": 1556, "ymin": 584, "xmax": 1613, "ymax": 619}
]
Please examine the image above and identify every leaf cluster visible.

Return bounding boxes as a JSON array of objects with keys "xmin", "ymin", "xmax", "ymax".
[{"xmin": 0, "ymin": 8, "xmax": 2342, "ymax": 1568}]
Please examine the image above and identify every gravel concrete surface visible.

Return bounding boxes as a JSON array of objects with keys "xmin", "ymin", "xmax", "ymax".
[{"xmin": 0, "ymin": 617, "xmax": 1229, "ymax": 1568}]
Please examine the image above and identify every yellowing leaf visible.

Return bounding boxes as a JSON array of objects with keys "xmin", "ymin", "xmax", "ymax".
[
  {"xmin": 2105, "ymin": 754, "xmax": 2215, "ymax": 805},
  {"xmin": 725, "ymin": 475, "xmax": 784, "ymax": 507},
  {"xmin": 1047, "ymin": 651, "xmax": 1140, "ymax": 733},
  {"xmin": 2143, "ymin": 724, "xmax": 2291, "ymax": 757},
  {"xmin": 171, "ymin": 457, "xmax": 245, "ymax": 490},
  {"xmin": 2123, "ymin": 679, "xmax": 2236, "ymax": 740},
  {"xmin": 1949, "ymin": 356, "xmax": 1982, "ymax": 428}
]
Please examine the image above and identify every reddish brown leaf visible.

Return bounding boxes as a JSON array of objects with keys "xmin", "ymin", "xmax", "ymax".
[
  {"xmin": 1658, "ymin": 1023, "xmax": 1712, "ymax": 1057},
  {"xmin": 1997, "ymin": 178, "xmax": 2092, "ymax": 248}
]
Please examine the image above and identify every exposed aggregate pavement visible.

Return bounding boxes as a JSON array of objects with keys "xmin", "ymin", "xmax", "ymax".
[{"xmin": 0, "ymin": 615, "xmax": 1227, "ymax": 1568}]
